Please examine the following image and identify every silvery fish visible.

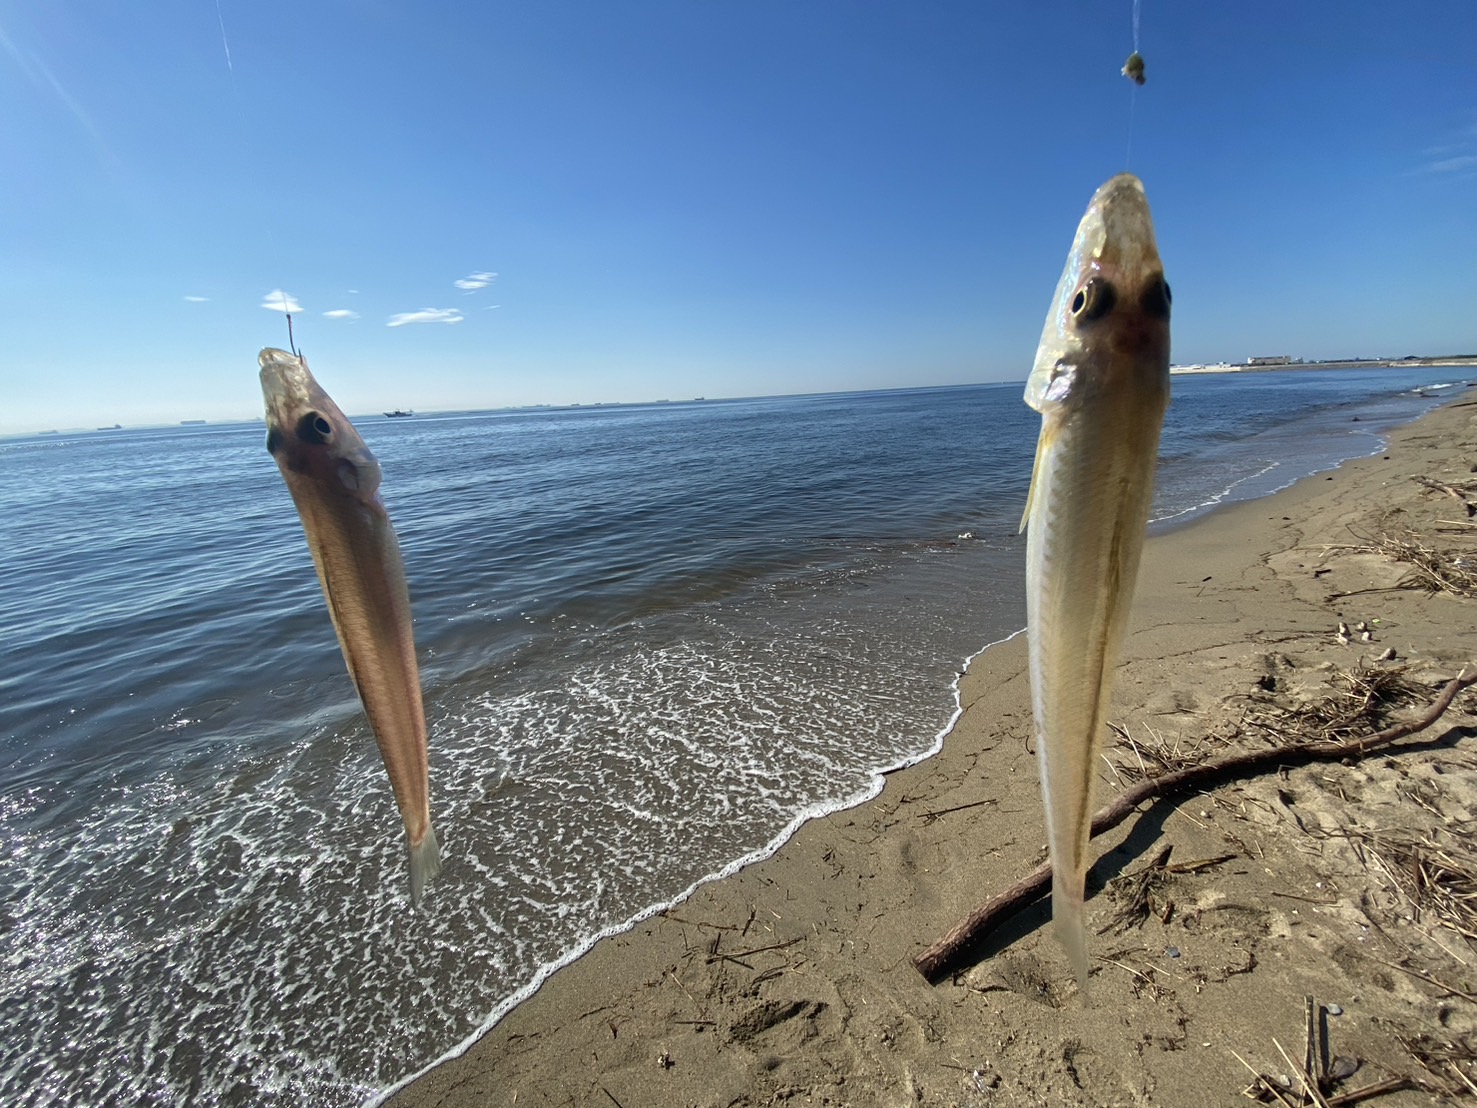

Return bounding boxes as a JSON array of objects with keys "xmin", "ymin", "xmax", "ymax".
[
  {"xmin": 1021, "ymin": 174, "xmax": 1171, "ymax": 988},
  {"xmin": 259, "ymin": 348, "xmax": 442, "ymax": 907}
]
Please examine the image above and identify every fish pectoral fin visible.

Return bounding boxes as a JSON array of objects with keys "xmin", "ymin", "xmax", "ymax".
[{"xmin": 1020, "ymin": 423, "xmax": 1058, "ymax": 533}]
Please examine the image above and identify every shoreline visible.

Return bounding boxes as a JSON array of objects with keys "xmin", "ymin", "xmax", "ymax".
[
  {"xmin": 389, "ymin": 394, "xmax": 1477, "ymax": 1108},
  {"xmin": 1171, "ymin": 357, "xmax": 1477, "ymax": 375}
]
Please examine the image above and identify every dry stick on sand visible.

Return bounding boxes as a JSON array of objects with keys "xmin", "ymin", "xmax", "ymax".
[{"xmin": 914, "ymin": 669, "xmax": 1477, "ymax": 982}]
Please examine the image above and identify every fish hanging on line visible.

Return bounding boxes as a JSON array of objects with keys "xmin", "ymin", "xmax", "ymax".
[
  {"xmin": 259, "ymin": 348, "xmax": 443, "ymax": 907},
  {"xmin": 1020, "ymin": 173, "xmax": 1171, "ymax": 991}
]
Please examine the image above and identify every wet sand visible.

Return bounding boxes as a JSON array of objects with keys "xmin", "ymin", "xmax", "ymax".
[{"xmin": 390, "ymin": 393, "xmax": 1477, "ymax": 1107}]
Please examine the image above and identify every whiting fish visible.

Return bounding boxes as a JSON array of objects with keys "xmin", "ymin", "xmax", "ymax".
[
  {"xmin": 259, "ymin": 348, "xmax": 442, "ymax": 907},
  {"xmin": 1021, "ymin": 174, "xmax": 1171, "ymax": 988}
]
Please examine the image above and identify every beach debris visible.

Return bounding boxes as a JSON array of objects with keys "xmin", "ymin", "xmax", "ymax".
[
  {"xmin": 1412, "ymin": 474, "xmax": 1477, "ymax": 517},
  {"xmin": 1345, "ymin": 511, "xmax": 1477, "ymax": 597},
  {"xmin": 1399, "ymin": 1032, "xmax": 1477, "ymax": 1098},
  {"xmin": 1122, "ymin": 50, "xmax": 1146, "ymax": 85},
  {"xmin": 1101, "ymin": 843, "xmax": 1175, "ymax": 933},
  {"xmin": 259, "ymin": 348, "xmax": 442, "ymax": 907},
  {"xmin": 1246, "ymin": 661, "xmax": 1428, "ymax": 745},
  {"xmin": 1341, "ymin": 823, "xmax": 1477, "ymax": 948},
  {"xmin": 1234, "ymin": 995, "xmax": 1405, "ymax": 1104},
  {"xmin": 1020, "ymin": 173, "xmax": 1171, "ymax": 991}
]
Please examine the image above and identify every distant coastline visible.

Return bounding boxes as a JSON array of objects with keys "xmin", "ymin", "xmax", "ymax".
[
  {"xmin": 1172, "ymin": 354, "xmax": 1477, "ymax": 375},
  {"xmin": 6, "ymin": 357, "xmax": 1474, "ymax": 438}
]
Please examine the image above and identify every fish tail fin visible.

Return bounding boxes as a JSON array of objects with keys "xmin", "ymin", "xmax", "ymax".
[
  {"xmin": 1051, "ymin": 875, "xmax": 1091, "ymax": 1001},
  {"xmin": 408, "ymin": 824, "xmax": 443, "ymax": 908}
]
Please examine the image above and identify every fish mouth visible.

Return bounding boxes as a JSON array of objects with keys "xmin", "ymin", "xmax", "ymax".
[
  {"xmin": 1029, "ymin": 174, "xmax": 1170, "ymax": 403},
  {"xmin": 259, "ymin": 348, "xmax": 314, "ymax": 426},
  {"xmin": 1075, "ymin": 173, "xmax": 1162, "ymax": 282}
]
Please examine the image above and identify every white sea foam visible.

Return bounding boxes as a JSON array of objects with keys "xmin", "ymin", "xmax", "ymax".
[{"xmin": 372, "ymin": 619, "xmax": 1028, "ymax": 1106}]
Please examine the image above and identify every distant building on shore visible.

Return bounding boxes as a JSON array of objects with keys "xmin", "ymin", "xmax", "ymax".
[{"xmin": 1247, "ymin": 355, "xmax": 1293, "ymax": 366}]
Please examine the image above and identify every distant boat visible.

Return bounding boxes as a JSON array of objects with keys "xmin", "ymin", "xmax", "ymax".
[
  {"xmin": 384, "ymin": 409, "xmax": 414, "ymax": 418},
  {"xmin": 96, "ymin": 424, "xmax": 122, "ymax": 431},
  {"xmin": 180, "ymin": 419, "xmax": 207, "ymax": 426}
]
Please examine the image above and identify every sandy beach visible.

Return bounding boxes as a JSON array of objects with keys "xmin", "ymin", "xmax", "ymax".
[{"xmin": 390, "ymin": 393, "xmax": 1477, "ymax": 1108}]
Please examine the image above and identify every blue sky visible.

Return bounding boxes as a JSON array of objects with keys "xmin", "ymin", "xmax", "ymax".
[{"xmin": 2, "ymin": 1, "xmax": 1474, "ymax": 433}]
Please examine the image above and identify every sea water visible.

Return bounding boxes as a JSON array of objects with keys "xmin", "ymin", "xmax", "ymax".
[{"xmin": 0, "ymin": 367, "xmax": 1466, "ymax": 1105}]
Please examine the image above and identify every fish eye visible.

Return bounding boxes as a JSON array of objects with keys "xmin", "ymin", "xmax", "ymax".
[
  {"xmin": 296, "ymin": 411, "xmax": 334, "ymax": 445},
  {"xmin": 1070, "ymin": 278, "xmax": 1116, "ymax": 322},
  {"xmin": 1141, "ymin": 276, "xmax": 1172, "ymax": 320}
]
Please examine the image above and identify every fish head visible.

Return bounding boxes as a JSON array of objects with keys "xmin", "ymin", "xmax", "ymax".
[
  {"xmin": 259, "ymin": 348, "xmax": 383, "ymax": 499},
  {"xmin": 1024, "ymin": 174, "xmax": 1171, "ymax": 415}
]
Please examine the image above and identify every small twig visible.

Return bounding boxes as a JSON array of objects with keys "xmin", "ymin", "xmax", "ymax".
[
  {"xmin": 914, "ymin": 670, "xmax": 1477, "ymax": 981},
  {"xmin": 1166, "ymin": 853, "xmax": 1237, "ymax": 874},
  {"xmin": 1412, "ymin": 475, "xmax": 1475, "ymax": 516},
  {"xmin": 1373, "ymin": 957, "xmax": 1477, "ymax": 1003},
  {"xmin": 707, "ymin": 937, "xmax": 801, "ymax": 962},
  {"xmin": 1304, "ymin": 996, "xmax": 1319, "ymax": 1090},
  {"xmin": 666, "ymin": 969, "xmax": 695, "ymax": 1003},
  {"xmin": 1450, "ymin": 1059, "xmax": 1477, "ymax": 1096},
  {"xmin": 1271, "ymin": 891, "xmax": 1341, "ymax": 906},
  {"xmin": 1229, "ymin": 1046, "xmax": 1291, "ymax": 1107},
  {"xmin": 919, "ymin": 798, "xmax": 997, "ymax": 824},
  {"xmin": 1324, "ymin": 1076, "xmax": 1413, "ymax": 1106},
  {"xmin": 1273, "ymin": 1034, "xmax": 1331, "ymax": 1108}
]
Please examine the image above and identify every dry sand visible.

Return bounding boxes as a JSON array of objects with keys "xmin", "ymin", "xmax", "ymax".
[{"xmin": 391, "ymin": 394, "xmax": 1477, "ymax": 1107}]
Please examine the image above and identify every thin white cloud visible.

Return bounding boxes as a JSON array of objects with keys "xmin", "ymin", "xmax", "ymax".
[
  {"xmin": 1426, "ymin": 154, "xmax": 1477, "ymax": 174},
  {"xmin": 261, "ymin": 289, "xmax": 303, "ymax": 313},
  {"xmin": 1418, "ymin": 118, "xmax": 1477, "ymax": 175},
  {"xmin": 347, "ymin": 288, "xmax": 360, "ymax": 294},
  {"xmin": 481, "ymin": 304, "xmax": 502, "ymax": 311},
  {"xmin": 323, "ymin": 309, "xmax": 360, "ymax": 320},
  {"xmin": 387, "ymin": 307, "xmax": 464, "ymax": 327},
  {"xmin": 183, "ymin": 295, "xmax": 209, "ymax": 303},
  {"xmin": 454, "ymin": 270, "xmax": 497, "ymax": 291}
]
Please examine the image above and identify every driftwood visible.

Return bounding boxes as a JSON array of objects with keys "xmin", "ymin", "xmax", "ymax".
[
  {"xmin": 1412, "ymin": 475, "xmax": 1477, "ymax": 517},
  {"xmin": 913, "ymin": 669, "xmax": 1477, "ymax": 983}
]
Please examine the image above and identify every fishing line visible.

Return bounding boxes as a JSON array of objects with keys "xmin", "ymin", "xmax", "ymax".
[
  {"xmin": 1125, "ymin": 83, "xmax": 1137, "ymax": 169},
  {"xmin": 210, "ymin": 2, "xmax": 302, "ymax": 355},
  {"xmin": 1124, "ymin": 0, "xmax": 1142, "ymax": 169}
]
